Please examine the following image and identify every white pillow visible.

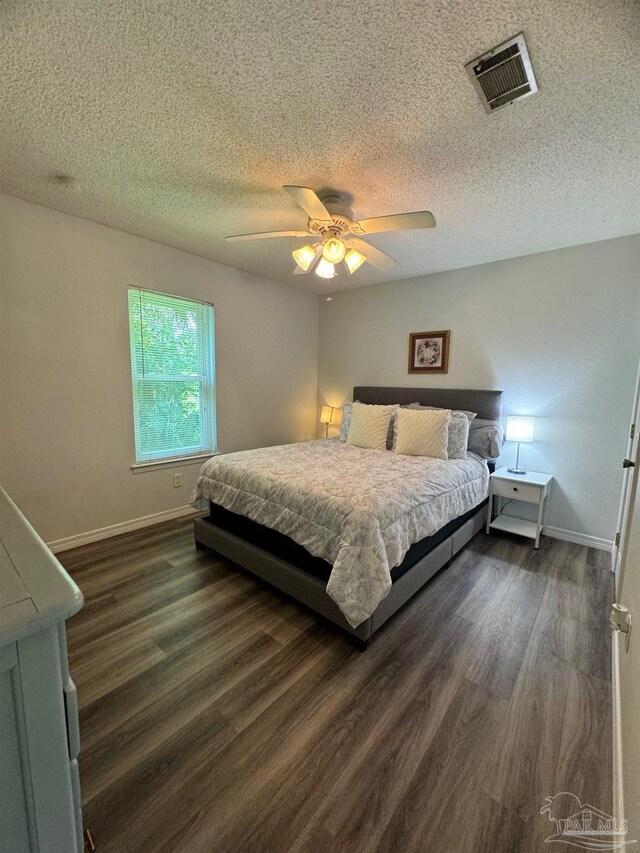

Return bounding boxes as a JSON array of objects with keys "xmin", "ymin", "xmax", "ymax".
[
  {"xmin": 403, "ymin": 404, "xmax": 469, "ymax": 458},
  {"xmin": 346, "ymin": 403, "xmax": 397, "ymax": 451},
  {"xmin": 395, "ymin": 408, "xmax": 450, "ymax": 458},
  {"xmin": 467, "ymin": 418, "xmax": 504, "ymax": 459},
  {"xmin": 341, "ymin": 401, "xmax": 400, "ymax": 449}
]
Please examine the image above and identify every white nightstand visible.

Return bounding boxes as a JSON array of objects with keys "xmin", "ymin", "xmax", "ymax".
[{"xmin": 485, "ymin": 467, "xmax": 553, "ymax": 549}]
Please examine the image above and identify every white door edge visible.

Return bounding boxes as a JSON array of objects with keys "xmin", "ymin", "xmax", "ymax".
[
  {"xmin": 612, "ymin": 635, "xmax": 625, "ymax": 821},
  {"xmin": 614, "ymin": 355, "xmax": 640, "ymax": 588}
]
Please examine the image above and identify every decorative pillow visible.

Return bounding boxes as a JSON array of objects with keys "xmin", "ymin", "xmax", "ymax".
[
  {"xmin": 339, "ymin": 402, "xmax": 353, "ymax": 441},
  {"xmin": 403, "ymin": 404, "xmax": 470, "ymax": 458},
  {"xmin": 446, "ymin": 411, "xmax": 470, "ymax": 459},
  {"xmin": 467, "ymin": 418, "xmax": 504, "ymax": 459},
  {"xmin": 394, "ymin": 408, "xmax": 450, "ymax": 458},
  {"xmin": 387, "ymin": 407, "xmax": 398, "ymax": 450},
  {"xmin": 387, "ymin": 403, "xmax": 417, "ymax": 450},
  {"xmin": 341, "ymin": 401, "xmax": 399, "ymax": 449},
  {"xmin": 347, "ymin": 402, "xmax": 398, "ymax": 451}
]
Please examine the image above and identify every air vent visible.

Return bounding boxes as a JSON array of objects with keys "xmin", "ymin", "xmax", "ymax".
[{"xmin": 465, "ymin": 33, "xmax": 538, "ymax": 113}]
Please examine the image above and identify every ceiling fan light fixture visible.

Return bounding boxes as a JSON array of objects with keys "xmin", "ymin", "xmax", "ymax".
[
  {"xmin": 344, "ymin": 248, "xmax": 367, "ymax": 274},
  {"xmin": 315, "ymin": 258, "xmax": 336, "ymax": 279},
  {"xmin": 292, "ymin": 244, "xmax": 318, "ymax": 271},
  {"xmin": 291, "ymin": 245, "xmax": 316, "ymax": 272},
  {"xmin": 322, "ymin": 237, "xmax": 346, "ymax": 264},
  {"xmin": 227, "ymin": 186, "xmax": 436, "ymax": 280}
]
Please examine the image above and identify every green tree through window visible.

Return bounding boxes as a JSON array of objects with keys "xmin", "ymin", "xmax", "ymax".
[{"xmin": 128, "ymin": 289, "xmax": 216, "ymax": 462}]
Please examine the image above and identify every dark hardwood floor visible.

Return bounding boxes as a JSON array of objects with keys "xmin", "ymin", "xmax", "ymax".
[{"xmin": 59, "ymin": 520, "xmax": 614, "ymax": 853}]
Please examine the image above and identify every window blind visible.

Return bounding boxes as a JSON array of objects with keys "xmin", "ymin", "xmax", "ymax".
[{"xmin": 128, "ymin": 288, "xmax": 216, "ymax": 462}]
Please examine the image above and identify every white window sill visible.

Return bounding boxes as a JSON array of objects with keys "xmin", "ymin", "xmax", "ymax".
[{"xmin": 131, "ymin": 452, "xmax": 218, "ymax": 473}]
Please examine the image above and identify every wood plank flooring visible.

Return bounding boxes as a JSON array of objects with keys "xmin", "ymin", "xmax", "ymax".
[{"xmin": 59, "ymin": 521, "xmax": 614, "ymax": 853}]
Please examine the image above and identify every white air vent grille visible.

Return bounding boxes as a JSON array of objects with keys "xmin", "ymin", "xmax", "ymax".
[{"xmin": 466, "ymin": 34, "xmax": 538, "ymax": 113}]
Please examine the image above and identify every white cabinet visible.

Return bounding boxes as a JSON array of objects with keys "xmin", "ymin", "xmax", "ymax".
[
  {"xmin": 485, "ymin": 467, "xmax": 553, "ymax": 549},
  {"xmin": 0, "ymin": 488, "xmax": 84, "ymax": 853}
]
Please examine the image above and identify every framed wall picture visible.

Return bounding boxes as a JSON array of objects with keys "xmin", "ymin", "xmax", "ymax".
[{"xmin": 408, "ymin": 330, "xmax": 450, "ymax": 374}]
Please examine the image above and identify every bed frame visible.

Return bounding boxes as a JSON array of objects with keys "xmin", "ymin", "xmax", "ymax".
[{"xmin": 194, "ymin": 387, "xmax": 502, "ymax": 648}]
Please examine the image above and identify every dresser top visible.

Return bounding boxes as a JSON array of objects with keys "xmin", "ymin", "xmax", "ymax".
[{"xmin": 0, "ymin": 488, "xmax": 83, "ymax": 645}]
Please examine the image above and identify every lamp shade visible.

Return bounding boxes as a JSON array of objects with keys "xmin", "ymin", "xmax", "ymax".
[
  {"xmin": 320, "ymin": 405, "xmax": 334, "ymax": 425},
  {"xmin": 315, "ymin": 258, "xmax": 336, "ymax": 279},
  {"xmin": 506, "ymin": 416, "xmax": 534, "ymax": 443},
  {"xmin": 344, "ymin": 248, "xmax": 367, "ymax": 274},
  {"xmin": 292, "ymin": 244, "xmax": 317, "ymax": 271}
]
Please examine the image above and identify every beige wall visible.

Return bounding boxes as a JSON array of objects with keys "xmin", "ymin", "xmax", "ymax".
[
  {"xmin": 318, "ymin": 235, "xmax": 640, "ymax": 543},
  {"xmin": 0, "ymin": 194, "xmax": 318, "ymax": 543}
]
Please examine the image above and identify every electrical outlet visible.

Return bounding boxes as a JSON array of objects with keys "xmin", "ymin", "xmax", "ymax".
[{"xmin": 173, "ymin": 473, "xmax": 183, "ymax": 488}]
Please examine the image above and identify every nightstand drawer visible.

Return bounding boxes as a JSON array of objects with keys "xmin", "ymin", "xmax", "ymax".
[{"xmin": 492, "ymin": 479, "xmax": 541, "ymax": 503}]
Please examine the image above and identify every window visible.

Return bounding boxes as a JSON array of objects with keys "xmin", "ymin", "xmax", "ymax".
[{"xmin": 128, "ymin": 288, "xmax": 216, "ymax": 464}]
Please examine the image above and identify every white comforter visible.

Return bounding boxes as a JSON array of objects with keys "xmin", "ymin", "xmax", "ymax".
[{"xmin": 191, "ymin": 440, "xmax": 489, "ymax": 627}]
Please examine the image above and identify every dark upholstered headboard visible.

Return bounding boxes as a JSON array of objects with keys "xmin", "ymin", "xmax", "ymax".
[{"xmin": 353, "ymin": 387, "xmax": 503, "ymax": 421}]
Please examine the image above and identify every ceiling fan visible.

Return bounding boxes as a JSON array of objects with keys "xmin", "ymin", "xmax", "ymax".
[{"xmin": 226, "ymin": 186, "xmax": 436, "ymax": 280}]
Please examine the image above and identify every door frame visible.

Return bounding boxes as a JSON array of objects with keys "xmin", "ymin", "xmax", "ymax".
[
  {"xmin": 610, "ymin": 353, "xmax": 640, "ymax": 831},
  {"xmin": 613, "ymin": 434, "xmax": 640, "ymax": 824},
  {"xmin": 613, "ymin": 357, "xmax": 640, "ymax": 594}
]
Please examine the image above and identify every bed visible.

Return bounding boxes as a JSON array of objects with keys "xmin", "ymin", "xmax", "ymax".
[{"xmin": 192, "ymin": 387, "xmax": 503, "ymax": 648}]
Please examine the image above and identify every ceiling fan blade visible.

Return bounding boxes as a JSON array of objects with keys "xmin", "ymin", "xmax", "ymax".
[
  {"xmin": 354, "ymin": 211, "xmax": 436, "ymax": 235},
  {"xmin": 226, "ymin": 229, "xmax": 310, "ymax": 242},
  {"xmin": 283, "ymin": 186, "xmax": 333, "ymax": 222},
  {"xmin": 350, "ymin": 237, "xmax": 397, "ymax": 272}
]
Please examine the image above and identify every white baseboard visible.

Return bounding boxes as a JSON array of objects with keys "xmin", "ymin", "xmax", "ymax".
[
  {"xmin": 612, "ymin": 637, "xmax": 624, "ymax": 821},
  {"xmin": 47, "ymin": 505, "xmax": 206, "ymax": 553},
  {"xmin": 47, "ymin": 510, "xmax": 614, "ymax": 555},
  {"xmin": 543, "ymin": 525, "xmax": 613, "ymax": 552}
]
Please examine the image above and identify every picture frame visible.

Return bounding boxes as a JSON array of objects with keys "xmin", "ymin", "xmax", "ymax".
[{"xmin": 408, "ymin": 330, "xmax": 450, "ymax": 374}]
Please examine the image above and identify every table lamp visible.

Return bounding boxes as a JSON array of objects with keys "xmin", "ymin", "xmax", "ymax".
[
  {"xmin": 320, "ymin": 405, "xmax": 336, "ymax": 438},
  {"xmin": 506, "ymin": 416, "xmax": 534, "ymax": 474}
]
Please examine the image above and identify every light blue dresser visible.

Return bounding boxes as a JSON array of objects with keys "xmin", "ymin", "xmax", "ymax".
[{"xmin": 0, "ymin": 488, "xmax": 85, "ymax": 853}]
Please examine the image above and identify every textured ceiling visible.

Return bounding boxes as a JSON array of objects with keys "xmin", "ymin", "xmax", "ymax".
[{"xmin": 1, "ymin": 1, "xmax": 639, "ymax": 294}]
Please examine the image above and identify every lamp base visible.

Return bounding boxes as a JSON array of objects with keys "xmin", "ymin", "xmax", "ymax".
[{"xmin": 507, "ymin": 467, "xmax": 527, "ymax": 475}]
